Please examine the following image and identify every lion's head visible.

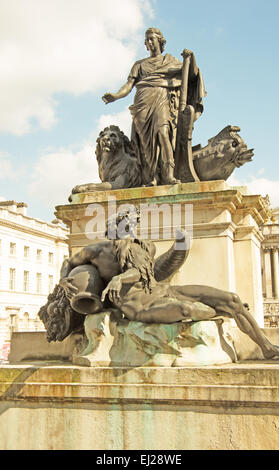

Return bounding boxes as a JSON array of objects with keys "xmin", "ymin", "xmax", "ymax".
[
  {"xmin": 95, "ymin": 125, "xmax": 141, "ymax": 188},
  {"xmin": 95, "ymin": 125, "xmax": 137, "ymax": 164}
]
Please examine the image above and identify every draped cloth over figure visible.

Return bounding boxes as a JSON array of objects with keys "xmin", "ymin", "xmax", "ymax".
[{"xmin": 128, "ymin": 53, "xmax": 206, "ymax": 185}]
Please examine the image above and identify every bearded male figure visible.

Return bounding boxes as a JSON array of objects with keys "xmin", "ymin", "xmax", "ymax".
[
  {"xmin": 102, "ymin": 27, "xmax": 206, "ymax": 186},
  {"xmin": 44, "ymin": 211, "xmax": 279, "ymax": 360}
]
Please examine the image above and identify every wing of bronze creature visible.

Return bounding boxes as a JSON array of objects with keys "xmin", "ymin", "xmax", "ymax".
[{"xmin": 154, "ymin": 231, "xmax": 190, "ymax": 282}]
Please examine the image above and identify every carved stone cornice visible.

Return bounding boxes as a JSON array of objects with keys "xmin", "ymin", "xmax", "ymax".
[
  {"xmin": 234, "ymin": 225, "xmax": 264, "ymax": 243},
  {"xmin": 263, "ymin": 246, "xmax": 279, "ymax": 252},
  {"xmin": 0, "ymin": 219, "xmax": 68, "ymax": 243},
  {"xmin": 237, "ymin": 194, "xmax": 272, "ymax": 225},
  {"xmin": 262, "ymin": 234, "xmax": 279, "ymax": 242}
]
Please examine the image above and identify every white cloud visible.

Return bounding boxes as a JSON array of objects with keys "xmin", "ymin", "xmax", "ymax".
[
  {"xmin": 97, "ymin": 107, "xmax": 132, "ymax": 137},
  {"xmin": 228, "ymin": 175, "xmax": 279, "ymax": 208},
  {"xmin": 27, "ymin": 106, "xmax": 135, "ymax": 209},
  {"xmin": 28, "ymin": 141, "xmax": 101, "ymax": 208},
  {"xmin": 0, "ymin": 0, "xmax": 153, "ymax": 135}
]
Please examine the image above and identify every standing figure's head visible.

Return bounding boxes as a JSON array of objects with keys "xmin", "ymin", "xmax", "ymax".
[{"xmin": 144, "ymin": 27, "xmax": 166, "ymax": 53}]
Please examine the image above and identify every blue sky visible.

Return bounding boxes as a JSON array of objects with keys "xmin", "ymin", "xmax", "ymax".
[{"xmin": 0, "ymin": 0, "xmax": 279, "ymax": 221}]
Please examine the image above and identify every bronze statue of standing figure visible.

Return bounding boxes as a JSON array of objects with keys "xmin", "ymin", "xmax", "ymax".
[
  {"xmin": 70, "ymin": 27, "xmax": 253, "ymax": 199},
  {"xmin": 102, "ymin": 27, "xmax": 206, "ymax": 186}
]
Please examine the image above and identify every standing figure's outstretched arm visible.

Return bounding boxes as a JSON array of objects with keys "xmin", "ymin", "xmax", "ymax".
[{"xmin": 102, "ymin": 77, "xmax": 135, "ymax": 104}]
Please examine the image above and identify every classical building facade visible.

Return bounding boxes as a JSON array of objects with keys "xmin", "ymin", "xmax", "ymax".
[
  {"xmin": 0, "ymin": 201, "xmax": 69, "ymax": 359},
  {"xmin": 261, "ymin": 207, "xmax": 279, "ymax": 327}
]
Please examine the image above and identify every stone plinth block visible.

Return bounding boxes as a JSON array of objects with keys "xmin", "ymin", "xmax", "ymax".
[
  {"xmin": 73, "ymin": 310, "xmax": 237, "ymax": 367},
  {"xmin": 8, "ymin": 331, "xmax": 85, "ymax": 363}
]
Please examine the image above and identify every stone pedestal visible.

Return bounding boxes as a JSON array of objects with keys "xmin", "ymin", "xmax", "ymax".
[
  {"xmin": 2, "ymin": 361, "xmax": 279, "ymax": 449},
  {"xmin": 9, "ymin": 324, "xmax": 279, "ymax": 365},
  {"xmin": 56, "ymin": 180, "xmax": 269, "ymax": 326},
  {"xmin": 73, "ymin": 311, "xmax": 237, "ymax": 367}
]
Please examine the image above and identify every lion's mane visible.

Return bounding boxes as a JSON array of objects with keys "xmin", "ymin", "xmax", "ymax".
[{"xmin": 95, "ymin": 125, "xmax": 142, "ymax": 188}]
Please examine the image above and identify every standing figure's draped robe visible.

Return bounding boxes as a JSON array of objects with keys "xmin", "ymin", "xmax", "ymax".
[{"xmin": 128, "ymin": 53, "xmax": 205, "ymax": 185}]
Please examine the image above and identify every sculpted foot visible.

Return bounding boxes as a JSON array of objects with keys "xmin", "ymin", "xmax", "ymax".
[
  {"xmin": 262, "ymin": 344, "xmax": 279, "ymax": 359},
  {"xmin": 162, "ymin": 178, "xmax": 181, "ymax": 185},
  {"xmin": 169, "ymin": 178, "xmax": 181, "ymax": 185},
  {"xmin": 145, "ymin": 178, "xmax": 157, "ymax": 187}
]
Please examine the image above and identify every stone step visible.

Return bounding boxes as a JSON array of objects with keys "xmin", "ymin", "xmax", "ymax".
[{"xmin": 1, "ymin": 363, "xmax": 279, "ymax": 407}]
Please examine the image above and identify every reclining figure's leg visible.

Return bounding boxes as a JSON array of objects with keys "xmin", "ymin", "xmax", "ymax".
[
  {"xmin": 121, "ymin": 295, "xmax": 216, "ymax": 324},
  {"xmin": 171, "ymin": 285, "xmax": 279, "ymax": 359}
]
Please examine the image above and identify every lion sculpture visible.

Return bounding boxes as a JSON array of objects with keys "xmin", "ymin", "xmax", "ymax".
[{"xmin": 70, "ymin": 125, "xmax": 141, "ymax": 198}]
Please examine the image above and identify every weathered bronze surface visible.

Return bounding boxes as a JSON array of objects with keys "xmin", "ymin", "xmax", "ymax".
[
  {"xmin": 70, "ymin": 124, "xmax": 253, "ymax": 198},
  {"xmin": 39, "ymin": 212, "xmax": 279, "ymax": 360},
  {"xmin": 193, "ymin": 125, "xmax": 254, "ymax": 181},
  {"xmin": 40, "ymin": 29, "xmax": 268, "ymax": 364},
  {"xmin": 70, "ymin": 125, "xmax": 142, "ymax": 198},
  {"xmin": 68, "ymin": 27, "xmax": 254, "ymax": 198},
  {"xmin": 102, "ymin": 27, "xmax": 205, "ymax": 186}
]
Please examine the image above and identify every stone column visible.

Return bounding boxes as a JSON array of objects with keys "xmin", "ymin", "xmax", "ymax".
[
  {"xmin": 261, "ymin": 249, "xmax": 266, "ymax": 298},
  {"xmin": 264, "ymin": 248, "xmax": 273, "ymax": 299},
  {"xmin": 271, "ymin": 247, "xmax": 279, "ymax": 299}
]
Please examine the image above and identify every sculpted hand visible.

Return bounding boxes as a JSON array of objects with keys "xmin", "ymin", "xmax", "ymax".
[
  {"xmin": 102, "ymin": 92, "xmax": 117, "ymax": 104},
  {"xmin": 182, "ymin": 49, "xmax": 193, "ymax": 60},
  {"xmin": 59, "ymin": 277, "xmax": 78, "ymax": 300},
  {"xmin": 101, "ymin": 276, "xmax": 122, "ymax": 304}
]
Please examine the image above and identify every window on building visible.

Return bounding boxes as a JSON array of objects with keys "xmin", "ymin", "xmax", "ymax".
[
  {"xmin": 10, "ymin": 242, "xmax": 16, "ymax": 256},
  {"xmin": 24, "ymin": 246, "xmax": 30, "ymax": 258},
  {"xmin": 48, "ymin": 252, "xmax": 54, "ymax": 264},
  {"xmin": 9, "ymin": 268, "xmax": 16, "ymax": 290},
  {"xmin": 48, "ymin": 275, "xmax": 54, "ymax": 293},
  {"xmin": 36, "ymin": 249, "xmax": 42, "ymax": 261},
  {"xmin": 23, "ymin": 270, "xmax": 29, "ymax": 292},
  {"xmin": 10, "ymin": 313, "xmax": 18, "ymax": 332},
  {"xmin": 36, "ymin": 273, "xmax": 42, "ymax": 294}
]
